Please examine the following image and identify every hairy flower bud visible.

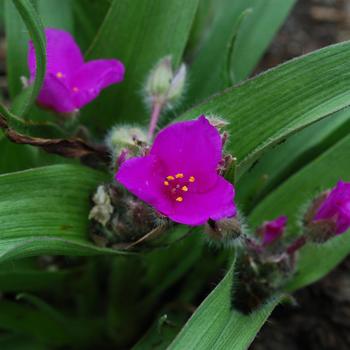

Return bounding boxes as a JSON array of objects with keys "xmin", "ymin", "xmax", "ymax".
[
  {"xmin": 257, "ymin": 216, "xmax": 287, "ymax": 246},
  {"xmin": 146, "ymin": 56, "xmax": 173, "ymax": 97},
  {"xmin": 105, "ymin": 125, "xmax": 147, "ymax": 167},
  {"xmin": 304, "ymin": 181, "xmax": 350, "ymax": 243},
  {"xmin": 167, "ymin": 64, "xmax": 186, "ymax": 103},
  {"xmin": 144, "ymin": 56, "xmax": 187, "ymax": 109},
  {"xmin": 106, "ymin": 125, "xmax": 147, "ymax": 151},
  {"xmin": 205, "ymin": 217, "xmax": 242, "ymax": 245}
]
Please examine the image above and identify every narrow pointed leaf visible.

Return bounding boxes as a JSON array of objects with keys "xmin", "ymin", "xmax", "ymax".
[
  {"xmin": 180, "ymin": 41, "xmax": 350, "ymax": 179},
  {"xmin": 11, "ymin": 0, "xmax": 46, "ymax": 116},
  {"xmin": 169, "ymin": 264, "xmax": 280, "ymax": 350},
  {"xmin": 83, "ymin": 0, "xmax": 199, "ymax": 128}
]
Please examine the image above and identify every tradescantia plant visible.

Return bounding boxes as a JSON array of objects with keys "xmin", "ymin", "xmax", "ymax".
[{"xmin": 1, "ymin": 0, "xmax": 350, "ymax": 349}]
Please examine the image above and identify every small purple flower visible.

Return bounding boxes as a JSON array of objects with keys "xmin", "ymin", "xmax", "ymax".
[
  {"xmin": 314, "ymin": 181, "xmax": 350, "ymax": 235},
  {"xmin": 28, "ymin": 28, "xmax": 125, "ymax": 113},
  {"xmin": 116, "ymin": 116, "xmax": 236, "ymax": 225},
  {"xmin": 259, "ymin": 216, "xmax": 287, "ymax": 245}
]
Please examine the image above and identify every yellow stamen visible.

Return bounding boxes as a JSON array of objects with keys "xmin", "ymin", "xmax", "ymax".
[
  {"xmin": 72, "ymin": 86, "xmax": 79, "ymax": 92},
  {"xmin": 189, "ymin": 176, "xmax": 195, "ymax": 183},
  {"xmin": 166, "ymin": 175, "xmax": 175, "ymax": 180},
  {"xmin": 56, "ymin": 72, "xmax": 64, "ymax": 78},
  {"xmin": 176, "ymin": 196, "xmax": 183, "ymax": 202},
  {"xmin": 181, "ymin": 186, "xmax": 188, "ymax": 192},
  {"xmin": 164, "ymin": 181, "xmax": 169, "ymax": 186},
  {"xmin": 175, "ymin": 173, "xmax": 184, "ymax": 179}
]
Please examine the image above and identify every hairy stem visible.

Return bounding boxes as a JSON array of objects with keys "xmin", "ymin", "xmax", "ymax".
[{"xmin": 147, "ymin": 100, "xmax": 163, "ymax": 141}]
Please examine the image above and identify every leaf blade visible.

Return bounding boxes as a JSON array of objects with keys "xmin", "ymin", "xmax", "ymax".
[
  {"xmin": 83, "ymin": 0, "xmax": 199, "ymax": 129},
  {"xmin": 0, "ymin": 165, "xmax": 127, "ymax": 262},
  {"xmin": 11, "ymin": 0, "xmax": 46, "ymax": 116}
]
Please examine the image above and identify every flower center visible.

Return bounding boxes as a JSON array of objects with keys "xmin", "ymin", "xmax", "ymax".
[{"xmin": 163, "ymin": 173, "xmax": 195, "ymax": 203}]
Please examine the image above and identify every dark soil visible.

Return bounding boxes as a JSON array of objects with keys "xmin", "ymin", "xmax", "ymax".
[{"xmin": 251, "ymin": 0, "xmax": 350, "ymax": 349}]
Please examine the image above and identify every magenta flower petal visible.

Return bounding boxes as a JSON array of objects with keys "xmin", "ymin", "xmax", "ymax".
[
  {"xmin": 36, "ymin": 73, "xmax": 75, "ymax": 113},
  {"xmin": 161, "ymin": 176, "xmax": 236, "ymax": 225},
  {"xmin": 150, "ymin": 115, "xmax": 222, "ymax": 189},
  {"xmin": 116, "ymin": 116, "xmax": 236, "ymax": 226},
  {"xmin": 314, "ymin": 181, "xmax": 350, "ymax": 234},
  {"xmin": 71, "ymin": 59, "xmax": 125, "ymax": 109},
  {"xmin": 116, "ymin": 155, "xmax": 171, "ymax": 211},
  {"xmin": 28, "ymin": 28, "xmax": 83, "ymax": 81},
  {"xmin": 260, "ymin": 216, "xmax": 287, "ymax": 245},
  {"xmin": 28, "ymin": 28, "xmax": 125, "ymax": 113}
]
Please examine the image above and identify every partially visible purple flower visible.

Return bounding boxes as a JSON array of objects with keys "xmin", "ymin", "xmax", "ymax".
[
  {"xmin": 28, "ymin": 28, "xmax": 125, "ymax": 113},
  {"xmin": 116, "ymin": 116, "xmax": 236, "ymax": 225},
  {"xmin": 314, "ymin": 181, "xmax": 350, "ymax": 235},
  {"xmin": 259, "ymin": 216, "xmax": 287, "ymax": 246}
]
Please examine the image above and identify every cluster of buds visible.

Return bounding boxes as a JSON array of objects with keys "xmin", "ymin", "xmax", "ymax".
[
  {"xmin": 232, "ymin": 181, "xmax": 350, "ymax": 313},
  {"xmin": 88, "ymin": 183, "xmax": 169, "ymax": 249},
  {"xmin": 145, "ymin": 56, "xmax": 187, "ymax": 111}
]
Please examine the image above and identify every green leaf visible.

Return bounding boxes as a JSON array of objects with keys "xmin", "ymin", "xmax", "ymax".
[
  {"xmin": 249, "ymin": 133, "xmax": 350, "ymax": 291},
  {"xmin": 168, "ymin": 264, "xmax": 280, "ymax": 350},
  {"xmin": 4, "ymin": 1, "xmax": 29, "ymax": 98},
  {"xmin": 0, "ymin": 300, "xmax": 73, "ymax": 347},
  {"xmin": 231, "ymin": 0, "xmax": 296, "ymax": 83},
  {"xmin": 0, "ymin": 334, "xmax": 45, "ymax": 350},
  {"xmin": 225, "ymin": 8, "xmax": 253, "ymax": 86},
  {"xmin": 0, "ymin": 165, "xmax": 126, "ymax": 263},
  {"xmin": 82, "ymin": 0, "xmax": 199, "ymax": 129},
  {"xmin": 180, "ymin": 41, "xmax": 350, "ymax": 179},
  {"xmin": 72, "ymin": 0, "xmax": 111, "ymax": 51},
  {"xmin": 9, "ymin": 0, "xmax": 46, "ymax": 117},
  {"xmin": 0, "ymin": 298, "xmax": 103, "ymax": 347},
  {"xmin": 0, "ymin": 259, "xmax": 83, "ymax": 293},
  {"xmin": 186, "ymin": 0, "xmax": 295, "ymax": 104},
  {"xmin": 36, "ymin": 0, "xmax": 73, "ymax": 31},
  {"xmin": 237, "ymin": 108, "xmax": 350, "ymax": 211}
]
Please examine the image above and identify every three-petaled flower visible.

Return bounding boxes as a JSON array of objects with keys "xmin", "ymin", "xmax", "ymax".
[
  {"xmin": 116, "ymin": 116, "xmax": 236, "ymax": 225},
  {"xmin": 313, "ymin": 181, "xmax": 350, "ymax": 235},
  {"xmin": 28, "ymin": 28, "xmax": 125, "ymax": 113}
]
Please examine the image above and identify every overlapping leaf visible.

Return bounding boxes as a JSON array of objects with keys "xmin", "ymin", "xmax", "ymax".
[
  {"xmin": 0, "ymin": 165, "xmax": 126, "ymax": 262},
  {"xmin": 180, "ymin": 41, "xmax": 350, "ymax": 179}
]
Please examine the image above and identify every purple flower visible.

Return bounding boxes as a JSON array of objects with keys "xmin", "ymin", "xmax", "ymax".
[
  {"xmin": 28, "ymin": 28, "xmax": 125, "ymax": 113},
  {"xmin": 314, "ymin": 181, "xmax": 350, "ymax": 235},
  {"xmin": 260, "ymin": 216, "xmax": 287, "ymax": 245},
  {"xmin": 116, "ymin": 116, "xmax": 236, "ymax": 225}
]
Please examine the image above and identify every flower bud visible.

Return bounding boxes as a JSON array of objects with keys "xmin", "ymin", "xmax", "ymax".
[
  {"xmin": 106, "ymin": 125, "xmax": 147, "ymax": 151},
  {"xmin": 144, "ymin": 56, "xmax": 187, "ymax": 109},
  {"xmin": 167, "ymin": 64, "xmax": 186, "ymax": 102},
  {"xmin": 205, "ymin": 217, "xmax": 242, "ymax": 245},
  {"xmin": 105, "ymin": 125, "xmax": 147, "ymax": 167},
  {"xmin": 303, "ymin": 181, "xmax": 350, "ymax": 242},
  {"xmin": 89, "ymin": 185, "xmax": 114, "ymax": 226},
  {"xmin": 146, "ymin": 56, "xmax": 173, "ymax": 97},
  {"xmin": 257, "ymin": 216, "xmax": 287, "ymax": 246}
]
